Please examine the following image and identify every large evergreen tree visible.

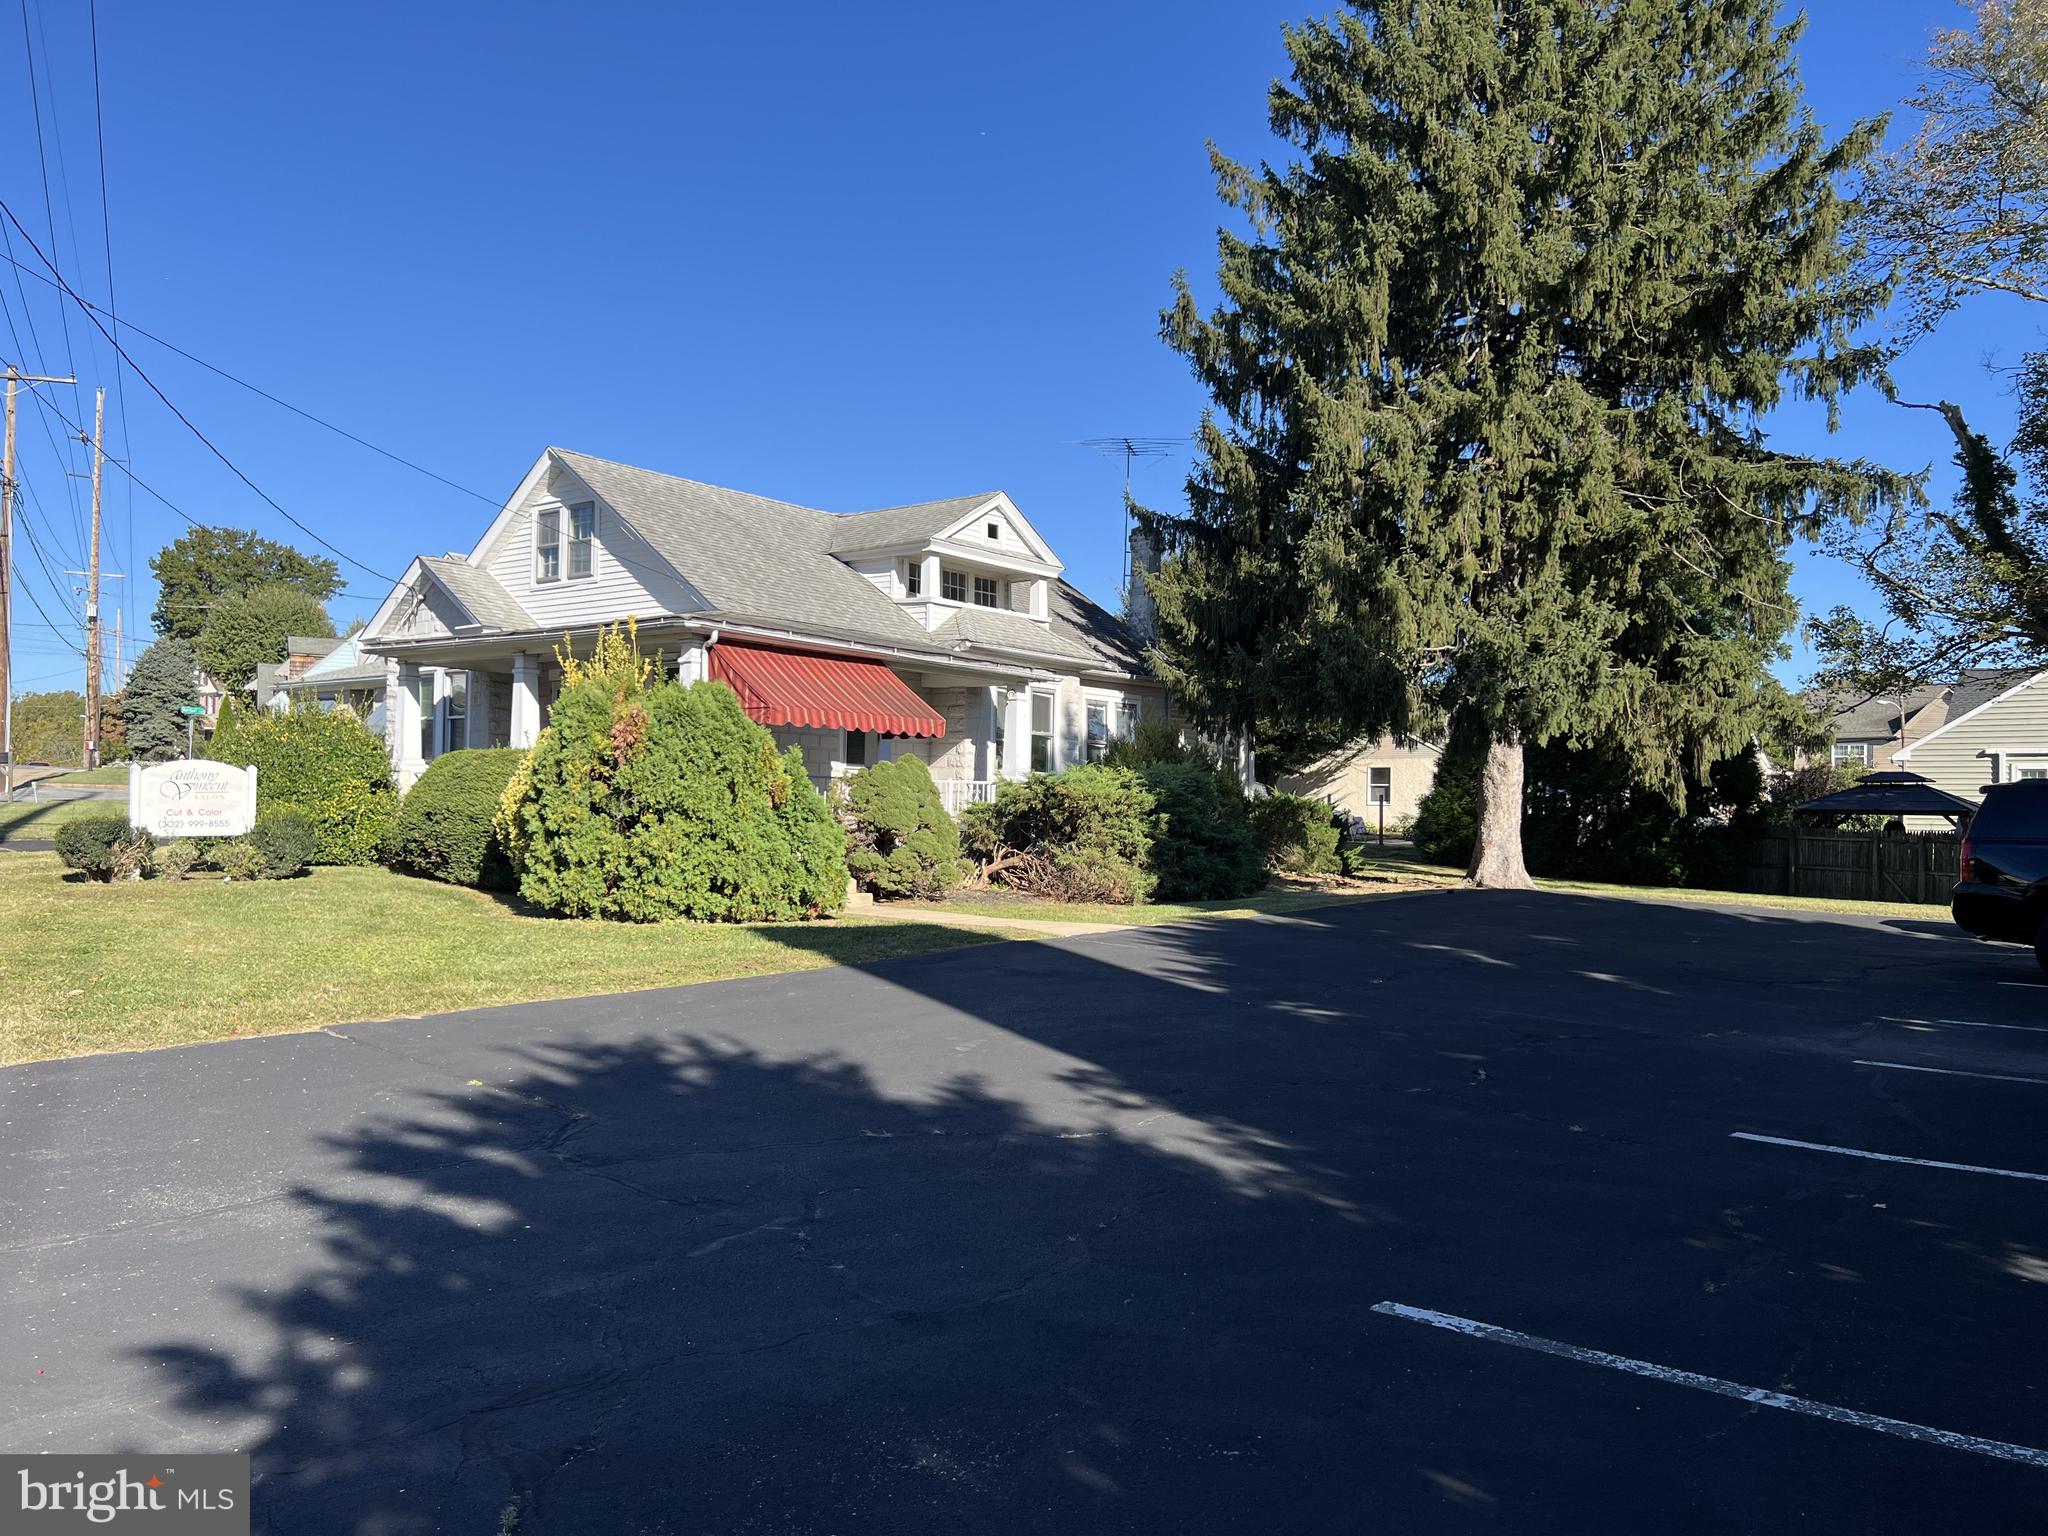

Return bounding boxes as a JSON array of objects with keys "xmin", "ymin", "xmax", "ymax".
[
  {"xmin": 1143, "ymin": 0, "xmax": 1909, "ymax": 886},
  {"xmin": 120, "ymin": 637, "xmax": 200, "ymax": 762}
]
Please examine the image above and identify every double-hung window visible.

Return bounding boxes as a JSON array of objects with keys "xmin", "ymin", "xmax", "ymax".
[
  {"xmin": 905, "ymin": 562, "xmax": 923, "ymax": 597},
  {"xmin": 535, "ymin": 507, "xmax": 562, "ymax": 583},
  {"xmin": 973, "ymin": 575, "xmax": 999, "ymax": 608},
  {"xmin": 1030, "ymin": 691, "xmax": 1055, "ymax": 772},
  {"xmin": 941, "ymin": 569, "xmax": 967, "ymax": 604},
  {"xmin": 417, "ymin": 673, "xmax": 436, "ymax": 762},
  {"xmin": 1831, "ymin": 741, "xmax": 1872, "ymax": 769},
  {"xmin": 1367, "ymin": 766, "xmax": 1391, "ymax": 805},
  {"xmin": 567, "ymin": 502, "xmax": 596, "ymax": 579},
  {"xmin": 1085, "ymin": 700, "xmax": 1110, "ymax": 763},
  {"xmin": 445, "ymin": 671, "xmax": 469, "ymax": 753}
]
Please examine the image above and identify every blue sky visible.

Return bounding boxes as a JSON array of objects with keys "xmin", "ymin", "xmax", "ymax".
[{"xmin": 0, "ymin": 0, "xmax": 2035, "ymax": 696}]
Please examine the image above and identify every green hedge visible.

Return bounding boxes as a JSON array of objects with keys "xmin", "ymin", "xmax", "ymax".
[
  {"xmin": 498, "ymin": 628, "xmax": 846, "ymax": 921},
  {"xmin": 1250, "ymin": 791, "xmax": 1343, "ymax": 875},
  {"xmin": 1138, "ymin": 762, "xmax": 1266, "ymax": 900},
  {"xmin": 838, "ymin": 755, "xmax": 965, "ymax": 899},
  {"xmin": 208, "ymin": 700, "xmax": 396, "ymax": 864},
  {"xmin": 961, "ymin": 766, "xmax": 1158, "ymax": 904},
  {"xmin": 389, "ymin": 747, "xmax": 526, "ymax": 888},
  {"xmin": 55, "ymin": 812, "xmax": 151, "ymax": 882}
]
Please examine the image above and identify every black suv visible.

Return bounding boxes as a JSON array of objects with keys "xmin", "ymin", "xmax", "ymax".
[{"xmin": 1952, "ymin": 779, "xmax": 2048, "ymax": 970}]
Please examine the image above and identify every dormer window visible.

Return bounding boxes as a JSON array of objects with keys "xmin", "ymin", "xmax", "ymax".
[
  {"xmin": 973, "ymin": 575, "xmax": 999, "ymax": 608},
  {"xmin": 905, "ymin": 562, "xmax": 923, "ymax": 598},
  {"xmin": 941, "ymin": 569, "xmax": 967, "ymax": 603}
]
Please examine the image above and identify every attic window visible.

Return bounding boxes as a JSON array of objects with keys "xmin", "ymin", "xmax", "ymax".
[
  {"xmin": 905, "ymin": 562, "xmax": 922, "ymax": 598},
  {"xmin": 986, "ymin": 520, "xmax": 999, "ymax": 540},
  {"xmin": 973, "ymin": 575, "xmax": 999, "ymax": 608},
  {"xmin": 567, "ymin": 502, "xmax": 596, "ymax": 580},
  {"xmin": 535, "ymin": 507, "xmax": 561, "ymax": 583},
  {"xmin": 941, "ymin": 569, "xmax": 967, "ymax": 604}
]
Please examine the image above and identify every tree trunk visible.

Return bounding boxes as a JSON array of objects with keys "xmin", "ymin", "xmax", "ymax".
[{"xmin": 1465, "ymin": 732, "xmax": 1535, "ymax": 890}]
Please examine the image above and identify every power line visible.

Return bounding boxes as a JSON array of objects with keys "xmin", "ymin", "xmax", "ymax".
[
  {"xmin": 0, "ymin": 249, "xmax": 494, "ymax": 507},
  {"xmin": 0, "ymin": 198, "xmax": 395, "ymax": 582}
]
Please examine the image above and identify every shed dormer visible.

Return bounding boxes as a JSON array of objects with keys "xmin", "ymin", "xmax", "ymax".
[{"xmin": 828, "ymin": 492, "xmax": 1064, "ymax": 632}]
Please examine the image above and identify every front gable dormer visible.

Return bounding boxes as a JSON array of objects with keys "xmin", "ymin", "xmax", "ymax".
[{"xmin": 831, "ymin": 492, "xmax": 1065, "ymax": 633}]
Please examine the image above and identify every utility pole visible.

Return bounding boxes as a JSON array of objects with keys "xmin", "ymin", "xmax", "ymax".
[
  {"xmin": 0, "ymin": 365, "xmax": 77, "ymax": 801},
  {"xmin": 81, "ymin": 388, "xmax": 105, "ymax": 767}
]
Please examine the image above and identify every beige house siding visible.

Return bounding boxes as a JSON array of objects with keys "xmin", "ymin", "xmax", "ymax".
[
  {"xmin": 1278, "ymin": 736, "xmax": 1441, "ymax": 828},
  {"xmin": 1896, "ymin": 674, "xmax": 2048, "ymax": 802}
]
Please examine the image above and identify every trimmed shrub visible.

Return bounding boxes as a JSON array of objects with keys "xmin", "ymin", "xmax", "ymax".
[
  {"xmin": 214, "ymin": 840, "xmax": 266, "ymax": 880},
  {"xmin": 209, "ymin": 701, "xmax": 395, "ymax": 864},
  {"xmin": 389, "ymin": 747, "xmax": 526, "ymax": 888},
  {"xmin": 499, "ymin": 622, "xmax": 847, "ymax": 921},
  {"xmin": 961, "ymin": 766, "xmax": 1157, "ymax": 904},
  {"xmin": 155, "ymin": 839, "xmax": 204, "ymax": 880},
  {"xmin": 1250, "ymin": 791, "xmax": 1343, "ymax": 875},
  {"xmin": 249, "ymin": 807, "xmax": 316, "ymax": 878},
  {"xmin": 1410, "ymin": 751, "xmax": 1479, "ymax": 867},
  {"xmin": 1138, "ymin": 762, "xmax": 1266, "ymax": 901},
  {"xmin": 55, "ymin": 811, "xmax": 151, "ymax": 881},
  {"xmin": 838, "ymin": 756, "xmax": 965, "ymax": 899}
]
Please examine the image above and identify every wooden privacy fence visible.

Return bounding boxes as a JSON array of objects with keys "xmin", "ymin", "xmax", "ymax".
[{"xmin": 1734, "ymin": 828, "xmax": 1960, "ymax": 907}]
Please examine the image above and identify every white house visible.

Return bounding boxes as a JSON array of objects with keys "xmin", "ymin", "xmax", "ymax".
[{"xmin": 355, "ymin": 448, "xmax": 1166, "ymax": 810}]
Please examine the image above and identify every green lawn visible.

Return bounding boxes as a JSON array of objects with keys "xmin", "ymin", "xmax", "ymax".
[
  {"xmin": 0, "ymin": 797, "xmax": 121, "ymax": 842},
  {"xmin": 898, "ymin": 883, "xmax": 1425, "ymax": 927},
  {"xmin": 0, "ymin": 856, "xmax": 1012, "ymax": 1067},
  {"xmin": 46, "ymin": 765, "xmax": 130, "ymax": 786}
]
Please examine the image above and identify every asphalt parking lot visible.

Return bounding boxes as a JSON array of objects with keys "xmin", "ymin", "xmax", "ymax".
[{"xmin": 4, "ymin": 890, "xmax": 2047, "ymax": 1532}]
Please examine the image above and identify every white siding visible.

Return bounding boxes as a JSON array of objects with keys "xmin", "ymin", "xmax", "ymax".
[
  {"xmin": 1900, "ymin": 675, "xmax": 2048, "ymax": 802},
  {"xmin": 476, "ymin": 467, "xmax": 702, "ymax": 628},
  {"xmin": 953, "ymin": 507, "xmax": 1034, "ymax": 560}
]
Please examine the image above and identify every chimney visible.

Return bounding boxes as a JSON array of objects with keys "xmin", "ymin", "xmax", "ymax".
[{"xmin": 1126, "ymin": 523, "xmax": 1161, "ymax": 644}]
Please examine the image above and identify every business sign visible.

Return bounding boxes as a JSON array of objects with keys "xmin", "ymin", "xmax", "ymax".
[
  {"xmin": 129, "ymin": 760, "xmax": 258, "ymax": 839},
  {"xmin": 1, "ymin": 1453, "xmax": 248, "ymax": 1532}
]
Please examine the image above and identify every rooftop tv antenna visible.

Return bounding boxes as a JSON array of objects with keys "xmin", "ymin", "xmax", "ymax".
[{"xmin": 1078, "ymin": 436, "xmax": 1178, "ymax": 596}]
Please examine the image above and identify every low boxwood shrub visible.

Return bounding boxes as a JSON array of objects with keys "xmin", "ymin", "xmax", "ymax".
[
  {"xmin": 1138, "ymin": 762, "xmax": 1265, "ymax": 901},
  {"xmin": 250, "ymin": 806, "xmax": 317, "ymax": 878},
  {"xmin": 961, "ymin": 765, "xmax": 1157, "ymax": 904},
  {"xmin": 1250, "ymin": 791, "xmax": 1343, "ymax": 875},
  {"xmin": 837, "ymin": 755, "xmax": 964, "ymax": 899},
  {"xmin": 497, "ymin": 622, "xmax": 847, "ymax": 921},
  {"xmin": 155, "ymin": 838, "xmax": 204, "ymax": 880},
  {"xmin": 209, "ymin": 700, "xmax": 396, "ymax": 864},
  {"xmin": 55, "ymin": 811, "xmax": 152, "ymax": 882},
  {"xmin": 389, "ymin": 747, "xmax": 526, "ymax": 888}
]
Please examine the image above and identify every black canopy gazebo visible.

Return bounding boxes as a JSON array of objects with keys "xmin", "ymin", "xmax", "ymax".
[{"xmin": 1793, "ymin": 769, "xmax": 1978, "ymax": 829}]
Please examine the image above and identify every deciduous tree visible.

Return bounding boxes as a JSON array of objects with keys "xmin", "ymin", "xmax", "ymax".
[{"xmin": 149, "ymin": 528, "xmax": 341, "ymax": 641}]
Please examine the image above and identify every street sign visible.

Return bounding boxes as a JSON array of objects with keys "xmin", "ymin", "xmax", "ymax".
[
  {"xmin": 129, "ymin": 760, "xmax": 257, "ymax": 839},
  {"xmin": 178, "ymin": 705, "xmax": 205, "ymax": 717}
]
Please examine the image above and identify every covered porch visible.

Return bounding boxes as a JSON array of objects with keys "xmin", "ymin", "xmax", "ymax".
[{"xmin": 365, "ymin": 626, "xmax": 1087, "ymax": 810}]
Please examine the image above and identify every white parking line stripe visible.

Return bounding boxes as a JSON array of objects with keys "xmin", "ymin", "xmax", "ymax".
[
  {"xmin": 1730, "ymin": 1131, "xmax": 2048, "ymax": 1182},
  {"xmin": 1855, "ymin": 1059, "xmax": 2048, "ymax": 1085},
  {"xmin": 1371, "ymin": 1302, "xmax": 2048, "ymax": 1469},
  {"xmin": 1879, "ymin": 1016, "xmax": 2048, "ymax": 1035}
]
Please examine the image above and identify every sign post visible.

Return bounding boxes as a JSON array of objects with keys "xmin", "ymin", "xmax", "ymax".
[
  {"xmin": 128, "ymin": 759, "xmax": 257, "ymax": 840},
  {"xmin": 179, "ymin": 702, "xmax": 205, "ymax": 760}
]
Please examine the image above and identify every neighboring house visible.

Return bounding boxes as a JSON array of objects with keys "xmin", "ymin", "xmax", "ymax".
[
  {"xmin": 252, "ymin": 634, "xmax": 344, "ymax": 711},
  {"xmin": 1276, "ymin": 736, "xmax": 1441, "ymax": 832},
  {"xmin": 1892, "ymin": 668, "xmax": 2048, "ymax": 802},
  {"xmin": 1813, "ymin": 684, "xmax": 1951, "ymax": 774},
  {"xmin": 355, "ymin": 448, "xmax": 1166, "ymax": 807},
  {"xmin": 270, "ymin": 634, "xmax": 389, "ymax": 735}
]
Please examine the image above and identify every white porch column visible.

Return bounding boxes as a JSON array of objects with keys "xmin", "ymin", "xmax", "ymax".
[
  {"xmin": 999, "ymin": 687, "xmax": 1031, "ymax": 779},
  {"xmin": 392, "ymin": 660, "xmax": 426, "ymax": 784},
  {"xmin": 510, "ymin": 653, "xmax": 542, "ymax": 748}
]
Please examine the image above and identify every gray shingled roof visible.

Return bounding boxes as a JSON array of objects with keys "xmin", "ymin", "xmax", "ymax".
[
  {"xmin": 1826, "ymin": 683, "xmax": 1945, "ymax": 740},
  {"xmin": 1942, "ymin": 667, "xmax": 2033, "ymax": 726},
  {"xmin": 421, "ymin": 557, "xmax": 533, "ymax": 632},
  {"xmin": 827, "ymin": 495, "xmax": 998, "ymax": 554},
  {"xmin": 547, "ymin": 450, "xmax": 1148, "ymax": 675}
]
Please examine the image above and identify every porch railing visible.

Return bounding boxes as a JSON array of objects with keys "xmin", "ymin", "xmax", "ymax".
[{"xmin": 935, "ymin": 778, "xmax": 998, "ymax": 816}]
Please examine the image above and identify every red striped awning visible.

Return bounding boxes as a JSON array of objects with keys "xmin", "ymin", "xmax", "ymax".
[{"xmin": 709, "ymin": 641, "xmax": 947, "ymax": 738}]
